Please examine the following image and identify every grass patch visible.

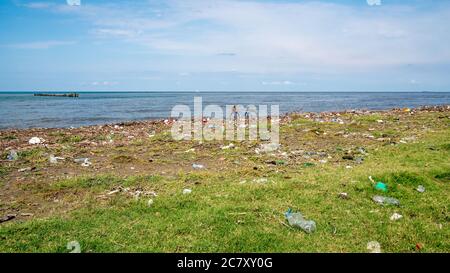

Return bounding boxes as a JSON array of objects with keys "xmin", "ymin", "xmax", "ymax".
[{"xmin": 58, "ymin": 135, "xmax": 84, "ymax": 144}]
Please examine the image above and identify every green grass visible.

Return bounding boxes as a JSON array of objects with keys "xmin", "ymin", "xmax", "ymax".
[
  {"xmin": 58, "ymin": 135, "xmax": 83, "ymax": 144},
  {"xmin": 0, "ymin": 114, "xmax": 449, "ymax": 253}
]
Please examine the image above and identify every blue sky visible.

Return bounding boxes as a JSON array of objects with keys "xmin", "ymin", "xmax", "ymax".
[{"xmin": 1, "ymin": 0, "xmax": 450, "ymax": 91}]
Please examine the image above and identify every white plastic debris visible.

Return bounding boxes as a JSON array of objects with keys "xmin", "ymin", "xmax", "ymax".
[
  {"xmin": 221, "ymin": 143, "xmax": 235, "ymax": 150},
  {"xmin": 147, "ymin": 199, "xmax": 154, "ymax": 207},
  {"xmin": 28, "ymin": 137, "xmax": 43, "ymax": 145},
  {"xmin": 255, "ymin": 143, "xmax": 280, "ymax": 154},
  {"xmin": 367, "ymin": 241, "xmax": 382, "ymax": 253},
  {"xmin": 49, "ymin": 155, "xmax": 64, "ymax": 164},
  {"xmin": 192, "ymin": 163, "xmax": 204, "ymax": 169},
  {"xmin": 253, "ymin": 178, "xmax": 269, "ymax": 184},
  {"xmin": 390, "ymin": 213, "xmax": 403, "ymax": 221},
  {"xmin": 417, "ymin": 185, "xmax": 425, "ymax": 193},
  {"xmin": 338, "ymin": 192, "xmax": 349, "ymax": 199},
  {"xmin": 183, "ymin": 189, "xmax": 192, "ymax": 195}
]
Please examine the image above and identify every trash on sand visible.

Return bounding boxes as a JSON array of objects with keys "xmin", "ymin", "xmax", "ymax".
[
  {"xmin": 49, "ymin": 155, "xmax": 64, "ymax": 164},
  {"xmin": 255, "ymin": 143, "xmax": 280, "ymax": 154},
  {"xmin": 28, "ymin": 137, "xmax": 44, "ymax": 145},
  {"xmin": 221, "ymin": 143, "xmax": 235, "ymax": 150},
  {"xmin": 192, "ymin": 163, "xmax": 205, "ymax": 169},
  {"xmin": 147, "ymin": 199, "xmax": 154, "ymax": 207},
  {"xmin": 183, "ymin": 189, "xmax": 192, "ymax": 195},
  {"xmin": 417, "ymin": 185, "xmax": 426, "ymax": 193},
  {"xmin": 367, "ymin": 241, "xmax": 382, "ymax": 253},
  {"xmin": 390, "ymin": 213, "xmax": 403, "ymax": 221},
  {"xmin": 338, "ymin": 192, "xmax": 349, "ymax": 199},
  {"xmin": 0, "ymin": 214, "xmax": 16, "ymax": 223},
  {"xmin": 372, "ymin": 195, "xmax": 400, "ymax": 206},
  {"xmin": 375, "ymin": 182, "xmax": 388, "ymax": 192},
  {"xmin": 7, "ymin": 150, "xmax": 18, "ymax": 161},
  {"xmin": 285, "ymin": 208, "xmax": 316, "ymax": 233}
]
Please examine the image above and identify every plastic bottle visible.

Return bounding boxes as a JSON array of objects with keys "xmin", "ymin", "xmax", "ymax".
[
  {"xmin": 372, "ymin": 195, "xmax": 400, "ymax": 206},
  {"xmin": 285, "ymin": 209, "xmax": 316, "ymax": 233}
]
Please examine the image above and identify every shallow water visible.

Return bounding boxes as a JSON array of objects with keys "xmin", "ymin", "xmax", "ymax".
[{"xmin": 0, "ymin": 92, "xmax": 449, "ymax": 129}]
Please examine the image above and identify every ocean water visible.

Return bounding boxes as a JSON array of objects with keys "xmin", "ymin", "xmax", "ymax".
[{"xmin": 0, "ymin": 92, "xmax": 449, "ymax": 129}]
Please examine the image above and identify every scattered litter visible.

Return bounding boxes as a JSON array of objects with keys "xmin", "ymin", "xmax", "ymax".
[
  {"xmin": 319, "ymin": 159, "xmax": 328, "ymax": 164},
  {"xmin": 221, "ymin": 143, "xmax": 235, "ymax": 150},
  {"xmin": 183, "ymin": 188, "xmax": 192, "ymax": 195},
  {"xmin": 0, "ymin": 214, "xmax": 16, "ymax": 223},
  {"xmin": 253, "ymin": 178, "xmax": 269, "ymax": 184},
  {"xmin": 369, "ymin": 176, "xmax": 376, "ymax": 183},
  {"xmin": 67, "ymin": 241, "xmax": 81, "ymax": 253},
  {"xmin": 107, "ymin": 189, "xmax": 121, "ymax": 195},
  {"xmin": 416, "ymin": 243, "xmax": 423, "ymax": 251},
  {"xmin": 266, "ymin": 160, "xmax": 286, "ymax": 166},
  {"xmin": 184, "ymin": 148, "xmax": 195, "ymax": 153},
  {"xmin": 345, "ymin": 165, "xmax": 353, "ymax": 169},
  {"xmin": 375, "ymin": 182, "xmax": 388, "ymax": 192},
  {"xmin": 256, "ymin": 143, "xmax": 280, "ymax": 154},
  {"xmin": 342, "ymin": 155, "xmax": 354, "ymax": 160},
  {"xmin": 338, "ymin": 192, "xmax": 349, "ymax": 199},
  {"xmin": 355, "ymin": 157, "xmax": 364, "ymax": 164},
  {"xmin": 20, "ymin": 213, "xmax": 34, "ymax": 217},
  {"xmin": 28, "ymin": 137, "xmax": 44, "ymax": 145},
  {"xmin": 367, "ymin": 241, "xmax": 382, "ymax": 253},
  {"xmin": 7, "ymin": 150, "xmax": 18, "ymax": 161},
  {"xmin": 74, "ymin": 158, "xmax": 92, "ymax": 167},
  {"xmin": 49, "ymin": 155, "xmax": 64, "ymax": 164},
  {"xmin": 102, "ymin": 186, "xmax": 157, "ymax": 200},
  {"xmin": 417, "ymin": 185, "xmax": 425, "ymax": 193},
  {"xmin": 147, "ymin": 199, "xmax": 154, "ymax": 207},
  {"xmin": 285, "ymin": 208, "xmax": 316, "ymax": 233},
  {"xmin": 18, "ymin": 167, "xmax": 34, "ymax": 172},
  {"xmin": 357, "ymin": 147, "xmax": 368, "ymax": 155},
  {"xmin": 372, "ymin": 195, "xmax": 400, "ymax": 206},
  {"xmin": 376, "ymin": 120, "xmax": 384, "ymax": 123},
  {"xmin": 192, "ymin": 163, "xmax": 205, "ymax": 169},
  {"xmin": 390, "ymin": 213, "xmax": 403, "ymax": 221}
]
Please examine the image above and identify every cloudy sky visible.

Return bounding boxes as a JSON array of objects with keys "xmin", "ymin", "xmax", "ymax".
[{"xmin": 1, "ymin": 0, "xmax": 450, "ymax": 91}]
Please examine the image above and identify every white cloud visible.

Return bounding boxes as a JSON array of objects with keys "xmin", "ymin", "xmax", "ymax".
[
  {"xmin": 262, "ymin": 81, "xmax": 294, "ymax": 86},
  {"xmin": 21, "ymin": 0, "xmax": 450, "ymax": 74},
  {"xmin": 91, "ymin": 81, "xmax": 118, "ymax": 86}
]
